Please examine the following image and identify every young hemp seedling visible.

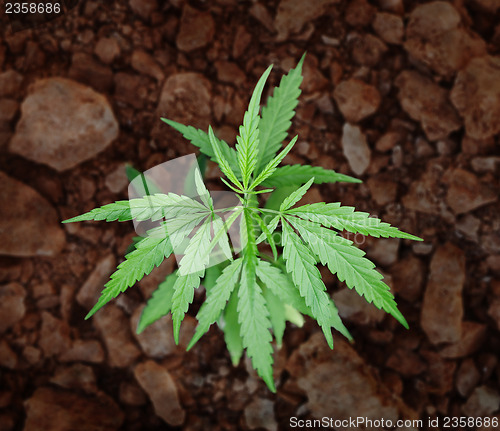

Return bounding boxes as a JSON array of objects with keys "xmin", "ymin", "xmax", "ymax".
[{"xmin": 64, "ymin": 55, "xmax": 422, "ymax": 392}]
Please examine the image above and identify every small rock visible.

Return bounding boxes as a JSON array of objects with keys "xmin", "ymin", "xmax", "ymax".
[
  {"xmin": 378, "ymin": 0, "xmax": 404, "ymax": 13},
  {"xmin": 158, "ymin": 73, "xmax": 212, "ymax": 130},
  {"xmin": 462, "ymin": 386, "xmax": 500, "ymax": 417},
  {"xmin": 244, "ymin": 398, "xmax": 277, "ymax": 431},
  {"xmin": 119, "ymin": 382, "xmax": 147, "ymax": 406},
  {"xmin": 23, "ymin": 345, "xmax": 42, "ymax": 365},
  {"xmin": 134, "ymin": 360, "xmax": 185, "ymax": 426},
  {"xmin": 404, "ymin": 2, "xmax": 486, "ymax": 77},
  {"xmin": 24, "ymin": 387, "xmax": 123, "ymax": 431},
  {"xmin": 0, "ymin": 70, "xmax": 23, "ymax": 97},
  {"xmin": 332, "ymin": 287, "xmax": 386, "ymax": 325},
  {"xmin": 471, "ymin": 156, "xmax": 500, "ymax": 173},
  {"xmin": 471, "ymin": 0, "xmax": 500, "ymax": 12},
  {"xmin": 451, "ymin": 56, "xmax": 500, "ymax": 140},
  {"xmin": 131, "ymin": 50, "xmax": 164, "ymax": 82},
  {"xmin": 386, "ymin": 349, "xmax": 426, "ymax": 377},
  {"xmin": 345, "ymin": 0, "xmax": 376, "ymax": 27},
  {"xmin": 0, "ymin": 99, "xmax": 18, "ymax": 122},
  {"xmin": 114, "ymin": 73, "xmax": 146, "ymax": 110},
  {"xmin": 38, "ymin": 312, "xmax": 72, "ymax": 358},
  {"xmin": 395, "ymin": 71, "xmax": 461, "ymax": 141},
  {"xmin": 129, "ymin": 0, "xmax": 158, "ymax": 19},
  {"xmin": 10, "ymin": 78, "xmax": 119, "ymax": 172},
  {"xmin": 422, "ymin": 350, "xmax": 457, "ymax": 395},
  {"xmin": 421, "ymin": 243, "xmax": 465, "ymax": 345},
  {"xmin": 275, "ymin": 0, "xmax": 339, "ymax": 41},
  {"xmin": 488, "ymin": 299, "xmax": 500, "ymax": 331},
  {"xmin": 301, "ymin": 56, "xmax": 329, "ymax": 93},
  {"xmin": 76, "ymin": 254, "xmax": 116, "ymax": 310},
  {"xmin": 232, "ymin": 25, "xmax": 252, "ymax": 59},
  {"xmin": 176, "ymin": 5, "xmax": 215, "ymax": 52},
  {"xmin": 59, "ymin": 340, "xmax": 105, "ymax": 364},
  {"xmin": 0, "ymin": 283, "xmax": 26, "ymax": 333},
  {"xmin": 456, "ymin": 358, "xmax": 481, "ymax": 397},
  {"xmin": 94, "ymin": 37, "xmax": 120, "ymax": 65},
  {"xmin": 351, "ymin": 34, "xmax": 388, "ymax": 67},
  {"xmin": 366, "ymin": 174, "xmax": 398, "ymax": 206},
  {"xmin": 105, "ymin": 164, "xmax": 129, "ymax": 193},
  {"xmin": 249, "ymin": 3, "xmax": 275, "ymax": 33},
  {"xmin": 0, "ymin": 171, "xmax": 65, "ymax": 257},
  {"xmin": 366, "ymin": 238, "xmax": 400, "ymax": 266},
  {"xmin": 93, "ymin": 304, "xmax": 141, "ymax": 368},
  {"xmin": 214, "ymin": 61, "xmax": 246, "ymax": 87},
  {"xmin": 0, "ymin": 340, "xmax": 17, "ymax": 369},
  {"xmin": 373, "ymin": 12, "xmax": 403, "ymax": 44},
  {"xmin": 443, "ymin": 168, "xmax": 497, "ymax": 215},
  {"xmin": 333, "ymin": 78, "xmax": 381, "ymax": 123},
  {"xmin": 440, "ymin": 321, "xmax": 486, "ymax": 359},
  {"xmin": 68, "ymin": 52, "xmax": 113, "ymax": 93},
  {"xmin": 375, "ymin": 131, "xmax": 400, "ymax": 152},
  {"xmin": 50, "ymin": 364, "xmax": 96, "ymax": 393},
  {"xmin": 341, "ymin": 123, "xmax": 371, "ymax": 176},
  {"xmin": 456, "ymin": 214, "xmax": 481, "ymax": 242},
  {"xmin": 390, "ymin": 255, "xmax": 425, "ymax": 302}
]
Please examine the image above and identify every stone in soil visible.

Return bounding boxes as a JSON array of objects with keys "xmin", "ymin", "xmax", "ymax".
[
  {"xmin": 395, "ymin": 71, "xmax": 461, "ymax": 141},
  {"xmin": 450, "ymin": 56, "xmax": 500, "ymax": 140},
  {"xmin": 439, "ymin": 321, "xmax": 487, "ymax": 359},
  {"xmin": 0, "ymin": 99, "xmax": 19, "ymax": 122},
  {"xmin": 50, "ymin": 364, "xmax": 97, "ymax": 393},
  {"xmin": 244, "ymin": 398, "xmax": 277, "ymax": 431},
  {"xmin": 129, "ymin": 0, "xmax": 158, "ymax": 19},
  {"xmin": 404, "ymin": 2, "xmax": 486, "ymax": 78},
  {"xmin": 286, "ymin": 333, "xmax": 405, "ymax": 422},
  {"xmin": 390, "ymin": 255, "xmax": 425, "ymax": 302},
  {"xmin": 351, "ymin": 34, "xmax": 388, "ymax": 67},
  {"xmin": 23, "ymin": 387, "xmax": 124, "ymax": 431},
  {"xmin": 176, "ymin": 4, "xmax": 215, "ymax": 52},
  {"xmin": 134, "ymin": 360, "xmax": 185, "ymax": 426},
  {"xmin": 0, "ymin": 340, "xmax": 17, "ymax": 369},
  {"xmin": 333, "ymin": 78, "xmax": 381, "ymax": 123},
  {"xmin": 0, "ymin": 171, "xmax": 65, "ymax": 257},
  {"xmin": 386, "ymin": 348, "xmax": 426, "ymax": 377},
  {"xmin": 68, "ymin": 53, "xmax": 114, "ymax": 93},
  {"xmin": 462, "ymin": 386, "xmax": 500, "ymax": 417},
  {"xmin": 366, "ymin": 174, "xmax": 398, "ymax": 206},
  {"xmin": 59, "ymin": 339, "xmax": 105, "ymax": 364},
  {"xmin": 9, "ymin": 78, "xmax": 119, "ymax": 172},
  {"xmin": 0, "ymin": 70, "xmax": 23, "ymax": 97},
  {"xmin": 372, "ymin": 12, "xmax": 403, "ymax": 44},
  {"xmin": 76, "ymin": 254, "xmax": 116, "ymax": 310},
  {"xmin": 131, "ymin": 50, "xmax": 164, "ymax": 82},
  {"xmin": 421, "ymin": 243, "xmax": 465, "ymax": 345},
  {"xmin": 94, "ymin": 37, "xmax": 120, "ymax": 65},
  {"xmin": 345, "ymin": 0, "xmax": 375, "ymax": 27},
  {"xmin": 332, "ymin": 287, "xmax": 386, "ymax": 326},
  {"xmin": 341, "ymin": 123, "xmax": 370, "ymax": 176},
  {"xmin": 93, "ymin": 305, "xmax": 140, "ymax": 368},
  {"xmin": 487, "ymin": 299, "xmax": 500, "ymax": 331},
  {"xmin": 38, "ymin": 311, "xmax": 72, "ymax": 358},
  {"xmin": 274, "ymin": 0, "xmax": 339, "ymax": 41},
  {"xmin": 456, "ymin": 358, "xmax": 481, "ymax": 397},
  {"xmin": 158, "ymin": 73, "xmax": 212, "ymax": 130},
  {"xmin": 0, "ymin": 283, "xmax": 26, "ymax": 333},
  {"xmin": 366, "ymin": 238, "xmax": 400, "ymax": 267}
]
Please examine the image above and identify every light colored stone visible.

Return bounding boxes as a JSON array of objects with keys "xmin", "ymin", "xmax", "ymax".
[
  {"xmin": 9, "ymin": 78, "xmax": 118, "ymax": 172},
  {"xmin": 131, "ymin": 50, "xmax": 164, "ymax": 82},
  {"xmin": 0, "ymin": 171, "xmax": 65, "ymax": 257},
  {"xmin": 395, "ymin": 71, "xmax": 461, "ymax": 141},
  {"xmin": 390, "ymin": 255, "xmax": 425, "ymax": 302},
  {"xmin": 351, "ymin": 34, "xmax": 388, "ymax": 67},
  {"xmin": 421, "ymin": 243, "xmax": 465, "ymax": 345},
  {"xmin": 134, "ymin": 360, "xmax": 185, "ymax": 426},
  {"xmin": 456, "ymin": 358, "xmax": 480, "ymax": 397},
  {"xmin": 105, "ymin": 164, "xmax": 129, "ymax": 193},
  {"xmin": 373, "ymin": 12, "xmax": 403, "ymax": 44},
  {"xmin": 50, "ymin": 364, "xmax": 96, "ymax": 393},
  {"xmin": 38, "ymin": 312, "xmax": 72, "ymax": 358},
  {"xmin": 440, "ymin": 321, "xmax": 486, "ymax": 358},
  {"xmin": 94, "ymin": 37, "xmax": 120, "ymax": 65},
  {"xmin": 76, "ymin": 254, "xmax": 116, "ymax": 310},
  {"xmin": 462, "ymin": 386, "xmax": 500, "ymax": 417},
  {"xmin": 341, "ymin": 123, "xmax": 371, "ymax": 176},
  {"xmin": 244, "ymin": 398, "xmax": 277, "ymax": 431},
  {"xmin": 333, "ymin": 78, "xmax": 381, "ymax": 123},
  {"xmin": 59, "ymin": 340, "xmax": 105, "ymax": 364},
  {"xmin": 451, "ymin": 56, "xmax": 500, "ymax": 140},
  {"xmin": 366, "ymin": 238, "xmax": 400, "ymax": 266},
  {"xmin": 176, "ymin": 5, "xmax": 215, "ymax": 52},
  {"xmin": 0, "ymin": 283, "xmax": 26, "ymax": 333}
]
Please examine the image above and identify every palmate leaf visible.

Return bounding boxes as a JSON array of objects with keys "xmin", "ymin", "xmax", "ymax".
[
  {"xmin": 280, "ymin": 177, "xmax": 314, "ymax": 211},
  {"xmin": 171, "ymin": 272, "xmax": 202, "ymax": 344},
  {"xmin": 286, "ymin": 202, "xmax": 422, "ymax": 241},
  {"xmin": 281, "ymin": 220, "xmax": 334, "ymax": 349},
  {"xmin": 256, "ymin": 54, "xmax": 305, "ymax": 173},
  {"xmin": 223, "ymin": 290, "xmax": 244, "ymax": 366},
  {"xmin": 262, "ymin": 287, "xmax": 286, "ymax": 347},
  {"xmin": 177, "ymin": 216, "xmax": 213, "ymax": 276},
  {"xmin": 236, "ymin": 65, "xmax": 273, "ymax": 188},
  {"xmin": 261, "ymin": 164, "xmax": 361, "ymax": 188},
  {"xmin": 286, "ymin": 216, "xmax": 408, "ymax": 328},
  {"xmin": 86, "ymin": 225, "xmax": 173, "ymax": 318}
]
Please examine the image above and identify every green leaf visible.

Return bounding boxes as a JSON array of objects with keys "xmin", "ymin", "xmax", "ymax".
[
  {"xmin": 252, "ymin": 213, "xmax": 278, "ymax": 260},
  {"xmin": 284, "ymin": 305, "xmax": 305, "ymax": 327},
  {"xmin": 286, "ymin": 216, "xmax": 408, "ymax": 329},
  {"xmin": 238, "ymin": 255, "xmax": 275, "ymax": 392},
  {"xmin": 194, "ymin": 168, "xmax": 213, "ymax": 210},
  {"xmin": 171, "ymin": 272, "xmax": 202, "ymax": 344},
  {"xmin": 263, "ymin": 287, "xmax": 286, "ymax": 347},
  {"xmin": 286, "ymin": 202, "xmax": 423, "ymax": 241},
  {"xmin": 257, "ymin": 54, "xmax": 305, "ymax": 172},
  {"xmin": 187, "ymin": 258, "xmax": 243, "ymax": 350},
  {"xmin": 202, "ymin": 263, "xmax": 224, "ymax": 293},
  {"xmin": 261, "ymin": 165, "xmax": 361, "ymax": 188},
  {"xmin": 211, "ymin": 217, "xmax": 233, "ymax": 262},
  {"xmin": 265, "ymin": 186, "xmax": 297, "ymax": 211},
  {"xmin": 223, "ymin": 290, "xmax": 244, "ymax": 365},
  {"xmin": 166, "ymin": 212, "xmax": 210, "ymax": 250},
  {"xmin": 86, "ymin": 225, "xmax": 173, "ymax": 318},
  {"xmin": 161, "ymin": 118, "xmax": 240, "ymax": 175},
  {"xmin": 178, "ymin": 216, "xmax": 213, "ymax": 276},
  {"xmin": 236, "ymin": 65, "xmax": 273, "ymax": 188},
  {"xmin": 327, "ymin": 298, "xmax": 352, "ymax": 341},
  {"xmin": 256, "ymin": 215, "xmax": 279, "ymax": 245},
  {"xmin": 281, "ymin": 220, "xmax": 334, "ymax": 348},
  {"xmin": 137, "ymin": 270, "xmax": 178, "ymax": 333},
  {"xmin": 280, "ymin": 177, "xmax": 314, "ymax": 211}
]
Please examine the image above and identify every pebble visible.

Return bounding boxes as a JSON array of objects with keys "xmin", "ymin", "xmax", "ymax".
[
  {"xmin": 158, "ymin": 73, "xmax": 212, "ymax": 130},
  {"xmin": 462, "ymin": 386, "xmax": 500, "ymax": 417},
  {"xmin": 456, "ymin": 358, "xmax": 481, "ymax": 397},
  {"xmin": 0, "ymin": 283, "xmax": 26, "ymax": 333},
  {"xmin": 375, "ymin": 131, "xmax": 400, "ymax": 152},
  {"xmin": 232, "ymin": 25, "xmax": 252, "ymax": 59},
  {"xmin": 443, "ymin": 168, "xmax": 497, "ymax": 215},
  {"xmin": 390, "ymin": 255, "xmax": 425, "ymax": 302},
  {"xmin": 451, "ymin": 56, "xmax": 500, "ymax": 140},
  {"xmin": 244, "ymin": 398, "xmax": 277, "ymax": 431},
  {"xmin": 421, "ymin": 243, "xmax": 465, "ymax": 345},
  {"xmin": 0, "ymin": 340, "xmax": 17, "ymax": 369},
  {"xmin": 0, "ymin": 99, "xmax": 18, "ymax": 123},
  {"xmin": 249, "ymin": 3, "xmax": 275, "ymax": 33},
  {"xmin": 0, "ymin": 70, "xmax": 23, "ymax": 97},
  {"xmin": 131, "ymin": 50, "xmax": 164, "ymax": 82},
  {"xmin": 440, "ymin": 321, "xmax": 486, "ymax": 359},
  {"xmin": 341, "ymin": 123, "xmax": 371, "ymax": 176},
  {"xmin": 114, "ymin": 72, "xmax": 146, "ymax": 110},
  {"xmin": 404, "ymin": 2, "xmax": 486, "ymax": 77},
  {"xmin": 24, "ymin": 387, "xmax": 124, "ymax": 431},
  {"xmin": 351, "ymin": 34, "xmax": 388, "ymax": 67},
  {"xmin": 332, "ymin": 287, "xmax": 386, "ymax": 325},
  {"xmin": 345, "ymin": 0, "xmax": 375, "ymax": 27},
  {"xmin": 176, "ymin": 5, "xmax": 215, "ymax": 52},
  {"xmin": 0, "ymin": 171, "xmax": 65, "ymax": 257},
  {"xmin": 366, "ymin": 238, "xmax": 400, "ymax": 266},
  {"xmin": 422, "ymin": 350, "xmax": 457, "ymax": 395},
  {"xmin": 76, "ymin": 254, "xmax": 116, "ymax": 310},
  {"xmin": 134, "ymin": 360, "xmax": 185, "ymax": 426},
  {"xmin": 129, "ymin": 0, "xmax": 158, "ymax": 20},
  {"xmin": 366, "ymin": 174, "xmax": 398, "ymax": 206},
  {"xmin": 38, "ymin": 311, "xmax": 72, "ymax": 358},
  {"xmin": 214, "ymin": 61, "xmax": 246, "ymax": 87},
  {"xmin": 275, "ymin": 0, "xmax": 338, "ymax": 41},
  {"xmin": 10, "ymin": 78, "xmax": 119, "ymax": 172},
  {"xmin": 68, "ymin": 52, "xmax": 114, "ymax": 93},
  {"xmin": 94, "ymin": 37, "xmax": 120, "ymax": 65},
  {"xmin": 386, "ymin": 348, "xmax": 426, "ymax": 377},
  {"xmin": 50, "ymin": 364, "xmax": 97, "ymax": 393},
  {"xmin": 93, "ymin": 304, "xmax": 141, "ymax": 368},
  {"xmin": 395, "ymin": 71, "xmax": 461, "ymax": 141},
  {"xmin": 333, "ymin": 78, "xmax": 381, "ymax": 123},
  {"xmin": 59, "ymin": 339, "xmax": 105, "ymax": 364},
  {"xmin": 119, "ymin": 382, "xmax": 147, "ymax": 406},
  {"xmin": 373, "ymin": 12, "xmax": 403, "ymax": 44},
  {"xmin": 472, "ymin": 0, "xmax": 500, "ymax": 12},
  {"xmin": 105, "ymin": 164, "xmax": 129, "ymax": 193}
]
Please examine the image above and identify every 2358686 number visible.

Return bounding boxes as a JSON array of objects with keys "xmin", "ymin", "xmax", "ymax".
[
  {"xmin": 443, "ymin": 417, "xmax": 498, "ymax": 428},
  {"xmin": 5, "ymin": 2, "xmax": 61, "ymax": 14}
]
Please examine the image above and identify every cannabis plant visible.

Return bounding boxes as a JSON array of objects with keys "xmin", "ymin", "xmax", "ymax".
[{"xmin": 64, "ymin": 55, "xmax": 421, "ymax": 391}]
